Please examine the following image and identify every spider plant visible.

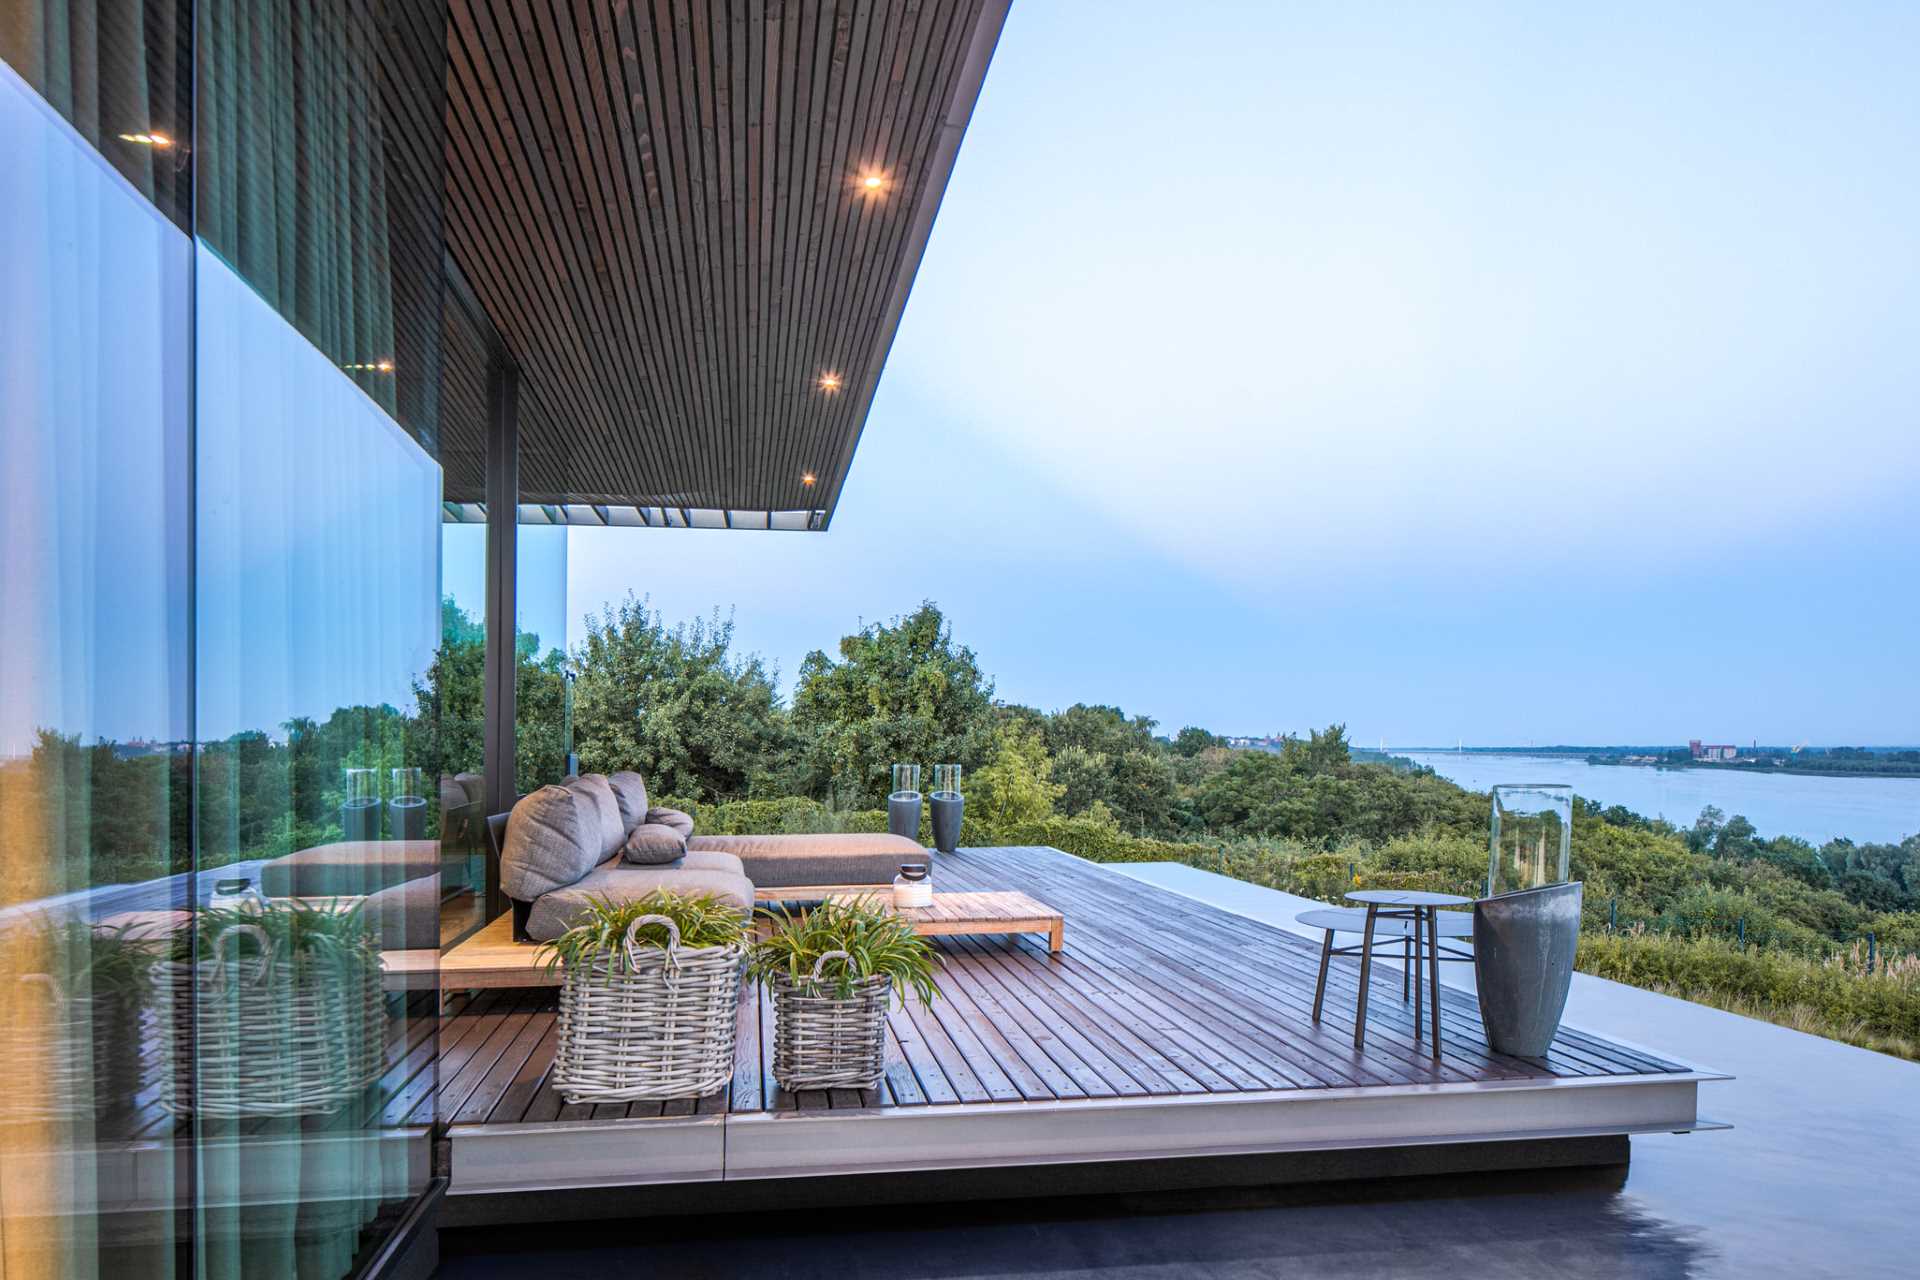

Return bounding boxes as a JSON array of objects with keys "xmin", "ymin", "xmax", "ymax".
[
  {"xmin": 538, "ymin": 891, "xmax": 747, "ymax": 974},
  {"xmin": 747, "ymin": 897, "xmax": 939, "ymax": 1004},
  {"xmin": 181, "ymin": 900, "xmax": 381, "ymax": 977},
  {"xmin": 3, "ymin": 917, "xmax": 156, "ymax": 1002}
]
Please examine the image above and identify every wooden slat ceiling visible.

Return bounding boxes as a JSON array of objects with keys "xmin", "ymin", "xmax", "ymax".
[{"xmin": 442, "ymin": 0, "xmax": 1008, "ymax": 526}]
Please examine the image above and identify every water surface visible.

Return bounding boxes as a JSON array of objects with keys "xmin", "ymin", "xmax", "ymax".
[{"xmin": 1402, "ymin": 751, "xmax": 1919, "ymax": 846}]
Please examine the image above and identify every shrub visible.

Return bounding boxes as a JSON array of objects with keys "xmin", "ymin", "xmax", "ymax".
[{"xmin": 1578, "ymin": 930, "xmax": 1920, "ymax": 1058}]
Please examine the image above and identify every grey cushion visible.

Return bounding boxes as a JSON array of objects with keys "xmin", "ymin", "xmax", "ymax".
[
  {"xmin": 260, "ymin": 840, "xmax": 439, "ymax": 897},
  {"xmin": 566, "ymin": 774, "xmax": 625, "ymax": 859},
  {"xmin": 499, "ymin": 786, "xmax": 602, "ymax": 901},
  {"xmin": 681, "ymin": 849, "xmax": 744, "ymax": 876},
  {"xmin": 455, "ymin": 771, "xmax": 485, "ymax": 805},
  {"xmin": 622, "ymin": 822, "xmax": 689, "ymax": 865},
  {"xmin": 360, "ymin": 873, "xmax": 444, "ymax": 950},
  {"xmin": 523, "ymin": 856, "xmax": 754, "ymax": 941},
  {"xmin": 687, "ymin": 832, "xmax": 922, "ymax": 890},
  {"xmin": 647, "ymin": 806, "xmax": 695, "ymax": 840},
  {"xmin": 608, "ymin": 771, "xmax": 650, "ymax": 830}
]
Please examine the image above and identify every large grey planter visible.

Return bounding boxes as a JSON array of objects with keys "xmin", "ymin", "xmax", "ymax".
[
  {"xmin": 1473, "ymin": 881, "xmax": 1583, "ymax": 1058},
  {"xmin": 887, "ymin": 793, "xmax": 922, "ymax": 842},
  {"xmin": 930, "ymin": 792, "xmax": 963, "ymax": 853}
]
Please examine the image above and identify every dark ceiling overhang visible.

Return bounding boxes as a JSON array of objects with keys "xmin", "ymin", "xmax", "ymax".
[{"xmin": 439, "ymin": 0, "xmax": 1009, "ymax": 530}]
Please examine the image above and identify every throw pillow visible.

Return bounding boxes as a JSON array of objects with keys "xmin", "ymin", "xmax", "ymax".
[
  {"xmin": 564, "ymin": 773, "xmax": 625, "ymax": 858},
  {"xmin": 647, "ymin": 807, "xmax": 694, "ymax": 840},
  {"xmin": 499, "ymin": 786, "xmax": 599, "ymax": 901},
  {"xmin": 622, "ymin": 822, "xmax": 689, "ymax": 866},
  {"xmin": 608, "ymin": 770, "xmax": 651, "ymax": 831}
]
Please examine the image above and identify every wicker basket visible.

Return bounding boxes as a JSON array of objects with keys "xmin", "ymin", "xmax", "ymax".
[
  {"xmin": 0, "ymin": 974, "xmax": 147, "ymax": 1123},
  {"xmin": 768, "ymin": 950, "xmax": 891, "ymax": 1091},
  {"xmin": 552, "ymin": 914, "xmax": 745, "ymax": 1103},
  {"xmin": 153, "ymin": 923, "xmax": 387, "ymax": 1118}
]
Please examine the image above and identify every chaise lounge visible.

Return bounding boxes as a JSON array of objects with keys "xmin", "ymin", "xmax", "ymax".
[{"xmin": 493, "ymin": 770, "xmax": 924, "ymax": 941}]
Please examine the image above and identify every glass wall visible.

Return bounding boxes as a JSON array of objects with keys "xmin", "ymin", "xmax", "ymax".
[
  {"xmin": 515, "ymin": 522, "xmax": 572, "ymax": 791},
  {"xmin": 2, "ymin": 1, "xmax": 449, "ymax": 1276},
  {"xmin": 0, "ymin": 22, "xmax": 193, "ymax": 1275}
]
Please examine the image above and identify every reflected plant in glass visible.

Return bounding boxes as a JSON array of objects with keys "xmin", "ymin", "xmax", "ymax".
[
  {"xmin": 888, "ymin": 763, "xmax": 923, "ymax": 842},
  {"xmin": 1487, "ymin": 784, "xmax": 1573, "ymax": 897}
]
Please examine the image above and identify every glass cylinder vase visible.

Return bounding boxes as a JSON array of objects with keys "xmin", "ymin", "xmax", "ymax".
[
  {"xmin": 930, "ymin": 764, "xmax": 963, "ymax": 854},
  {"xmin": 341, "ymin": 767, "xmax": 381, "ymax": 842},
  {"xmin": 1487, "ymin": 784, "xmax": 1573, "ymax": 897},
  {"xmin": 888, "ymin": 763, "xmax": 922, "ymax": 841},
  {"xmin": 389, "ymin": 766, "xmax": 426, "ymax": 841}
]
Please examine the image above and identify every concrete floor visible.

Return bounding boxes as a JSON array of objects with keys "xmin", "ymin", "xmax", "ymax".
[{"xmin": 434, "ymin": 863, "xmax": 1919, "ymax": 1280}]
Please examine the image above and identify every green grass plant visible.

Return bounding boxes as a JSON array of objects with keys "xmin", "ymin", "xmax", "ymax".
[
  {"xmin": 748, "ymin": 896, "xmax": 938, "ymax": 1004},
  {"xmin": 538, "ymin": 890, "xmax": 748, "ymax": 973}
]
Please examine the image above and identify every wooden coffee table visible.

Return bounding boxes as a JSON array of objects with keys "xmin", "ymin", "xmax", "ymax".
[{"xmin": 889, "ymin": 890, "xmax": 1065, "ymax": 953}]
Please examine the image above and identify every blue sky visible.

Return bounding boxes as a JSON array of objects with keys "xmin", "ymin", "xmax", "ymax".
[{"xmin": 554, "ymin": 2, "xmax": 1920, "ymax": 745}]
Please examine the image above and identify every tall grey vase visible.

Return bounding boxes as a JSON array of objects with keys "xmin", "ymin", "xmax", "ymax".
[
  {"xmin": 930, "ymin": 792, "xmax": 963, "ymax": 853},
  {"xmin": 1472, "ymin": 881, "xmax": 1583, "ymax": 1058},
  {"xmin": 887, "ymin": 793, "xmax": 922, "ymax": 842}
]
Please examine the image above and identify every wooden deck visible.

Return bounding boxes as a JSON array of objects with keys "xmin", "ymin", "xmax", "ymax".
[{"xmin": 419, "ymin": 846, "xmax": 1721, "ymax": 1199}]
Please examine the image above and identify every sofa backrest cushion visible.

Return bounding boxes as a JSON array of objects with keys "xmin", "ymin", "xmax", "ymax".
[
  {"xmin": 499, "ymin": 785, "xmax": 602, "ymax": 901},
  {"xmin": 566, "ymin": 773, "xmax": 626, "ymax": 859},
  {"xmin": 646, "ymin": 807, "xmax": 695, "ymax": 840},
  {"xmin": 621, "ymin": 822, "xmax": 689, "ymax": 865},
  {"xmin": 608, "ymin": 771, "xmax": 650, "ymax": 831}
]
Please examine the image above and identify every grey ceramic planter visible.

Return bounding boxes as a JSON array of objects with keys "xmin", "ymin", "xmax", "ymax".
[
  {"xmin": 1472, "ymin": 881, "xmax": 1583, "ymax": 1058},
  {"xmin": 930, "ymin": 792, "xmax": 963, "ymax": 853},
  {"xmin": 887, "ymin": 793, "xmax": 922, "ymax": 842}
]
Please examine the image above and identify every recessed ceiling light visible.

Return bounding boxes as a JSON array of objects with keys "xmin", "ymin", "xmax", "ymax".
[
  {"xmin": 119, "ymin": 132, "xmax": 173, "ymax": 148},
  {"xmin": 856, "ymin": 170, "xmax": 888, "ymax": 196},
  {"xmin": 817, "ymin": 371, "xmax": 843, "ymax": 393},
  {"xmin": 801, "ymin": 472, "xmax": 817, "ymax": 487}
]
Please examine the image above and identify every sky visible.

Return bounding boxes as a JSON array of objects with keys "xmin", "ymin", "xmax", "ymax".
[{"xmin": 562, "ymin": 3, "xmax": 1920, "ymax": 745}]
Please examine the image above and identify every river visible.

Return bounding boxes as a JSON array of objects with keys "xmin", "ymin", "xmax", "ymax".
[{"xmin": 1400, "ymin": 751, "xmax": 1920, "ymax": 846}]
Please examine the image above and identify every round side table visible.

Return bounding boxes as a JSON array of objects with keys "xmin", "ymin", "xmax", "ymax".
[{"xmin": 1344, "ymin": 889, "xmax": 1473, "ymax": 1056}]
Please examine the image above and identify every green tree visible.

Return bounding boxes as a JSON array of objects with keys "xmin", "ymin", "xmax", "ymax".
[
  {"xmin": 969, "ymin": 723, "xmax": 1064, "ymax": 831},
  {"xmin": 790, "ymin": 602, "xmax": 995, "ymax": 805},
  {"xmin": 572, "ymin": 595, "xmax": 798, "ymax": 801},
  {"xmin": 1171, "ymin": 726, "xmax": 1220, "ymax": 756}
]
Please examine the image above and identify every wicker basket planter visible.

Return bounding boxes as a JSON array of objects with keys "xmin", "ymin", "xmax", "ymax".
[
  {"xmin": 767, "ymin": 950, "xmax": 891, "ymax": 1091},
  {"xmin": 153, "ymin": 922, "xmax": 386, "ymax": 1118},
  {"xmin": 552, "ymin": 914, "xmax": 745, "ymax": 1103},
  {"xmin": 0, "ymin": 975, "xmax": 147, "ymax": 1124}
]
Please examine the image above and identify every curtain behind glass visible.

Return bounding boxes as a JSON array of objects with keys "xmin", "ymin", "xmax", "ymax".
[
  {"xmin": 191, "ymin": 1, "xmax": 445, "ymax": 1276},
  {"xmin": 0, "ymin": 0, "xmax": 191, "ymax": 226}
]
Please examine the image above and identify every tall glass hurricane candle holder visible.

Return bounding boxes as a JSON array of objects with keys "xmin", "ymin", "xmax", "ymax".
[
  {"xmin": 930, "ymin": 764, "xmax": 963, "ymax": 854},
  {"xmin": 1487, "ymin": 784, "xmax": 1573, "ymax": 897},
  {"xmin": 389, "ymin": 766, "xmax": 426, "ymax": 841},
  {"xmin": 888, "ymin": 763, "xmax": 923, "ymax": 842},
  {"xmin": 1476, "ymin": 782, "xmax": 1582, "ymax": 1057},
  {"xmin": 342, "ymin": 767, "xmax": 381, "ymax": 842}
]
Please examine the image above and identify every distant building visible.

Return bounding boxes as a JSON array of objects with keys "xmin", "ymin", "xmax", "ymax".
[{"xmin": 1690, "ymin": 740, "xmax": 1738, "ymax": 761}]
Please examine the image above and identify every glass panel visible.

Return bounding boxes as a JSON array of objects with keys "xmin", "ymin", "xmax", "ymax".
[
  {"xmin": 191, "ymin": 0, "xmax": 446, "ymax": 1274},
  {"xmin": 515, "ymin": 522, "xmax": 570, "ymax": 790},
  {"xmin": 435, "ymin": 516, "xmax": 488, "ymax": 942},
  {"xmin": 0, "ymin": 33, "xmax": 193, "ymax": 1278}
]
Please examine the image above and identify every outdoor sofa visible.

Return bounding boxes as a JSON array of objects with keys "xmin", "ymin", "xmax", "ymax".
[{"xmin": 493, "ymin": 770, "xmax": 922, "ymax": 941}]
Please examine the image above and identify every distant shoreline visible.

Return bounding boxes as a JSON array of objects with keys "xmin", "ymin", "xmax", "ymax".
[{"xmin": 1395, "ymin": 747, "xmax": 1920, "ymax": 782}]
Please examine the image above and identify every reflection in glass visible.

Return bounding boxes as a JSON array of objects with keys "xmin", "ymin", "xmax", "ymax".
[{"xmin": 1488, "ymin": 783, "xmax": 1575, "ymax": 897}]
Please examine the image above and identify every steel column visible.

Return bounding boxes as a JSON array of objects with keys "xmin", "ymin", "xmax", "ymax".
[{"xmin": 483, "ymin": 356, "xmax": 519, "ymax": 920}]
